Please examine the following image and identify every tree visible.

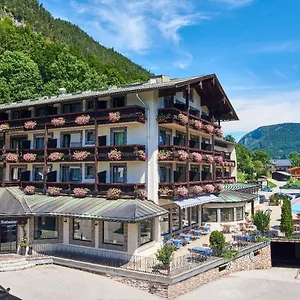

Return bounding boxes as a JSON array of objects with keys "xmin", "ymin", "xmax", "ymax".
[
  {"xmin": 236, "ymin": 144, "xmax": 254, "ymax": 180},
  {"xmin": 280, "ymin": 198, "xmax": 294, "ymax": 238},
  {"xmin": 251, "ymin": 150, "xmax": 271, "ymax": 170},
  {"xmin": 289, "ymin": 151, "xmax": 300, "ymax": 167},
  {"xmin": 156, "ymin": 243, "xmax": 176, "ymax": 269},
  {"xmin": 224, "ymin": 135, "xmax": 236, "ymax": 143},
  {"xmin": 253, "ymin": 210, "xmax": 271, "ymax": 233},
  {"xmin": 0, "ymin": 50, "xmax": 43, "ymax": 102},
  {"xmin": 209, "ymin": 230, "xmax": 226, "ymax": 256}
]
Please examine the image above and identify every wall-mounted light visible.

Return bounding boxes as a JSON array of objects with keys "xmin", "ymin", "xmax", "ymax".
[
  {"xmin": 95, "ymin": 222, "xmax": 99, "ymax": 226},
  {"xmin": 64, "ymin": 219, "xmax": 68, "ymax": 223}
]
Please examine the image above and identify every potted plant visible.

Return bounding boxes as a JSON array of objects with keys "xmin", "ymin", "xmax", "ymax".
[
  {"xmin": 108, "ymin": 149, "xmax": 122, "ymax": 161},
  {"xmin": 46, "ymin": 186, "xmax": 62, "ymax": 196},
  {"xmin": 108, "ymin": 112, "xmax": 120, "ymax": 123},
  {"xmin": 209, "ymin": 230, "xmax": 226, "ymax": 257},
  {"xmin": 5, "ymin": 153, "xmax": 18, "ymax": 162},
  {"xmin": 205, "ymin": 124, "xmax": 214, "ymax": 134},
  {"xmin": 20, "ymin": 236, "xmax": 28, "ymax": 256},
  {"xmin": 72, "ymin": 151, "xmax": 90, "ymax": 161},
  {"xmin": 191, "ymin": 152, "xmax": 202, "ymax": 162},
  {"xmin": 177, "ymin": 113, "xmax": 188, "ymax": 125},
  {"xmin": 156, "ymin": 243, "xmax": 176, "ymax": 270},
  {"xmin": 137, "ymin": 150, "xmax": 147, "ymax": 161},
  {"xmin": 215, "ymin": 128, "xmax": 223, "ymax": 137},
  {"xmin": 48, "ymin": 152, "xmax": 64, "ymax": 161},
  {"xmin": 135, "ymin": 188, "xmax": 148, "ymax": 200},
  {"xmin": 0, "ymin": 123, "xmax": 9, "ymax": 131},
  {"xmin": 204, "ymin": 184, "xmax": 215, "ymax": 193},
  {"xmin": 190, "ymin": 185, "xmax": 203, "ymax": 195},
  {"xmin": 51, "ymin": 117, "xmax": 65, "ymax": 127},
  {"xmin": 24, "ymin": 120, "xmax": 37, "ymax": 129},
  {"xmin": 158, "ymin": 150, "xmax": 172, "ymax": 161},
  {"xmin": 177, "ymin": 150, "xmax": 189, "ymax": 161},
  {"xmin": 73, "ymin": 188, "xmax": 90, "ymax": 198},
  {"xmin": 23, "ymin": 153, "xmax": 37, "ymax": 162},
  {"xmin": 75, "ymin": 115, "xmax": 90, "ymax": 125},
  {"xmin": 24, "ymin": 186, "xmax": 36, "ymax": 195},
  {"xmin": 175, "ymin": 186, "xmax": 189, "ymax": 198}
]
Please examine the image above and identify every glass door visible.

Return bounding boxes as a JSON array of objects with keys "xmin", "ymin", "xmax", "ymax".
[{"xmin": 0, "ymin": 221, "xmax": 17, "ymax": 253}]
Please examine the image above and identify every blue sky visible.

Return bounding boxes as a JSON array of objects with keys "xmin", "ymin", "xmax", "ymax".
[{"xmin": 39, "ymin": 0, "xmax": 300, "ymax": 141}]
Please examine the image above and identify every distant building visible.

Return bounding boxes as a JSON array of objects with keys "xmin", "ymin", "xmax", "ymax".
[
  {"xmin": 271, "ymin": 171, "xmax": 291, "ymax": 181},
  {"xmin": 271, "ymin": 159, "xmax": 292, "ymax": 172},
  {"xmin": 288, "ymin": 167, "xmax": 300, "ymax": 180}
]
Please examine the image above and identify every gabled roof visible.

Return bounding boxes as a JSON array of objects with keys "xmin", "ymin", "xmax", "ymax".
[
  {"xmin": 4, "ymin": 188, "xmax": 167, "ymax": 222},
  {"xmin": 271, "ymin": 159, "xmax": 291, "ymax": 167}
]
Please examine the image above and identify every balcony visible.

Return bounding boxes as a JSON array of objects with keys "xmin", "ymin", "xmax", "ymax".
[
  {"xmin": 189, "ymin": 171, "xmax": 200, "ymax": 182},
  {"xmin": 223, "ymin": 152, "xmax": 231, "ymax": 160},
  {"xmin": 201, "ymin": 171, "xmax": 212, "ymax": 181},
  {"xmin": 201, "ymin": 143, "xmax": 212, "ymax": 152},
  {"xmin": 0, "ymin": 105, "xmax": 146, "ymax": 131},
  {"xmin": 173, "ymin": 136, "xmax": 186, "ymax": 147},
  {"xmin": 174, "ymin": 171, "xmax": 186, "ymax": 183},
  {"xmin": 47, "ymin": 146, "xmax": 96, "ymax": 162},
  {"xmin": 189, "ymin": 140, "xmax": 200, "ymax": 149},
  {"xmin": 97, "ymin": 145, "xmax": 146, "ymax": 161}
]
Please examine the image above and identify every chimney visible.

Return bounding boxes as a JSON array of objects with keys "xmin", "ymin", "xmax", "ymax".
[
  {"xmin": 58, "ymin": 88, "xmax": 67, "ymax": 95},
  {"xmin": 148, "ymin": 75, "xmax": 170, "ymax": 84}
]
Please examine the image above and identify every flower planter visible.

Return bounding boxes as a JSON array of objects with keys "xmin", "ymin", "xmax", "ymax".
[
  {"xmin": 23, "ymin": 153, "xmax": 37, "ymax": 162},
  {"xmin": 106, "ymin": 188, "xmax": 121, "ymax": 200},
  {"xmin": 0, "ymin": 123, "xmax": 9, "ymax": 131},
  {"xmin": 51, "ymin": 117, "xmax": 65, "ymax": 127},
  {"xmin": 24, "ymin": 186, "xmax": 36, "ymax": 195},
  {"xmin": 108, "ymin": 149, "xmax": 122, "ymax": 161},
  {"xmin": 6, "ymin": 153, "xmax": 18, "ymax": 163},
  {"xmin": 72, "ymin": 151, "xmax": 90, "ymax": 161},
  {"xmin": 24, "ymin": 121, "xmax": 37, "ymax": 129},
  {"xmin": 75, "ymin": 115, "xmax": 90, "ymax": 125},
  {"xmin": 47, "ymin": 187, "xmax": 62, "ymax": 196},
  {"xmin": 73, "ymin": 188, "xmax": 89, "ymax": 198},
  {"xmin": 20, "ymin": 246, "xmax": 27, "ymax": 256},
  {"xmin": 205, "ymin": 124, "xmax": 214, "ymax": 134},
  {"xmin": 108, "ymin": 112, "xmax": 120, "ymax": 123},
  {"xmin": 48, "ymin": 152, "xmax": 64, "ymax": 161}
]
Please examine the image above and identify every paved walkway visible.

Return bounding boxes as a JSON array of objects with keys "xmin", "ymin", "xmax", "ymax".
[
  {"xmin": 0, "ymin": 265, "xmax": 159, "ymax": 300},
  {"xmin": 179, "ymin": 268, "xmax": 300, "ymax": 300}
]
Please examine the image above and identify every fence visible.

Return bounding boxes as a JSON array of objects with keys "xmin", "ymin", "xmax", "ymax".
[{"xmin": 30, "ymin": 239, "xmax": 268, "ymax": 277}]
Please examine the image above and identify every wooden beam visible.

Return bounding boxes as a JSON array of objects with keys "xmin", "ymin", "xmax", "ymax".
[
  {"xmin": 43, "ymin": 124, "xmax": 48, "ymax": 194},
  {"xmin": 1, "ymin": 131, "xmax": 6, "ymax": 187}
]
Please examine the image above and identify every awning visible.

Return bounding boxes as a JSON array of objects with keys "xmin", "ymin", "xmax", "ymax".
[
  {"xmin": 213, "ymin": 191, "xmax": 256, "ymax": 203},
  {"xmin": 174, "ymin": 194, "xmax": 218, "ymax": 209},
  {"xmin": 5, "ymin": 187, "xmax": 168, "ymax": 222}
]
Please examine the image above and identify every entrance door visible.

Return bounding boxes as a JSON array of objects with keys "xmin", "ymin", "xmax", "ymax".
[{"xmin": 0, "ymin": 221, "xmax": 17, "ymax": 253}]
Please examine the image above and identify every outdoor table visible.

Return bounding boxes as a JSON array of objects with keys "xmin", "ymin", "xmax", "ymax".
[
  {"xmin": 179, "ymin": 233, "xmax": 192, "ymax": 241},
  {"xmin": 201, "ymin": 226, "xmax": 211, "ymax": 232},
  {"xmin": 190, "ymin": 229, "xmax": 202, "ymax": 236},
  {"xmin": 170, "ymin": 238, "xmax": 183, "ymax": 248},
  {"xmin": 233, "ymin": 234, "xmax": 252, "ymax": 242},
  {"xmin": 191, "ymin": 246, "xmax": 213, "ymax": 256}
]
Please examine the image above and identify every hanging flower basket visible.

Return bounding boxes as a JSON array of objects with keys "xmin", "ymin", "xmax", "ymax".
[
  {"xmin": 158, "ymin": 187, "xmax": 171, "ymax": 196},
  {"xmin": 205, "ymin": 124, "xmax": 214, "ymax": 134},
  {"xmin": 106, "ymin": 188, "xmax": 121, "ymax": 200},
  {"xmin": 137, "ymin": 150, "xmax": 147, "ymax": 161},
  {"xmin": 204, "ymin": 184, "xmax": 215, "ymax": 193},
  {"xmin": 177, "ymin": 113, "xmax": 188, "ymax": 125},
  {"xmin": 205, "ymin": 154, "xmax": 214, "ymax": 164},
  {"xmin": 48, "ymin": 152, "xmax": 64, "ymax": 161},
  {"xmin": 175, "ymin": 186, "xmax": 189, "ymax": 198},
  {"xmin": 192, "ymin": 120, "xmax": 202, "ymax": 130},
  {"xmin": 6, "ymin": 153, "xmax": 18, "ymax": 162},
  {"xmin": 108, "ymin": 112, "xmax": 120, "ymax": 123},
  {"xmin": 135, "ymin": 188, "xmax": 147, "ymax": 200},
  {"xmin": 215, "ymin": 184, "xmax": 224, "ymax": 192},
  {"xmin": 156, "ymin": 113, "xmax": 171, "ymax": 123},
  {"xmin": 158, "ymin": 150, "xmax": 172, "ymax": 161},
  {"xmin": 75, "ymin": 115, "xmax": 90, "ymax": 125},
  {"xmin": 73, "ymin": 188, "xmax": 90, "ymax": 198},
  {"xmin": 24, "ymin": 120, "xmax": 37, "ymax": 129},
  {"xmin": 216, "ymin": 156, "xmax": 224, "ymax": 165},
  {"xmin": 190, "ymin": 185, "xmax": 203, "ymax": 195},
  {"xmin": 73, "ymin": 151, "xmax": 90, "ymax": 161},
  {"xmin": 108, "ymin": 149, "xmax": 122, "ymax": 161},
  {"xmin": 137, "ymin": 112, "xmax": 146, "ymax": 122},
  {"xmin": 0, "ymin": 123, "xmax": 9, "ymax": 131},
  {"xmin": 24, "ymin": 186, "xmax": 36, "ymax": 195},
  {"xmin": 51, "ymin": 117, "xmax": 65, "ymax": 127},
  {"xmin": 178, "ymin": 150, "xmax": 188, "ymax": 161},
  {"xmin": 191, "ymin": 152, "xmax": 202, "ymax": 162},
  {"xmin": 46, "ymin": 186, "xmax": 62, "ymax": 196},
  {"xmin": 23, "ymin": 153, "xmax": 37, "ymax": 162},
  {"xmin": 215, "ymin": 128, "xmax": 223, "ymax": 137}
]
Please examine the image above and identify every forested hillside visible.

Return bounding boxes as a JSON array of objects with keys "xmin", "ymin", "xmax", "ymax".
[
  {"xmin": 0, "ymin": 0, "xmax": 152, "ymax": 102},
  {"xmin": 239, "ymin": 123, "xmax": 300, "ymax": 158}
]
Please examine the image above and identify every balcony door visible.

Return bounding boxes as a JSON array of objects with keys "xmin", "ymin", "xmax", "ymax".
[
  {"xmin": 111, "ymin": 128, "xmax": 126, "ymax": 146},
  {"xmin": 61, "ymin": 166, "xmax": 81, "ymax": 182},
  {"xmin": 112, "ymin": 96, "xmax": 125, "ymax": 108},
  {"xmin": 61, "ymin": 132, "xmax": 82, "ymax": 148},
  {"xmin": 111, "ymin": 165, "xmax": 126, "ymax": 183},
  {"xmin": 10, "ymin": 136, "xmax": 27, "ymax": 150},
  {"xmin": 159, "ymin": 165, "xmax": 172, "ymax": 183},
  {"xmin": 159, "ymin": 128, "xmax": 171, "ymax": 146},
  {"xmin": 10, "ymin": 166, "xmax": 27, "ymax": 181}
]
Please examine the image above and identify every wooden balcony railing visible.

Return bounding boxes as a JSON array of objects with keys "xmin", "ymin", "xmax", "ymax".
[{"xmin": 97, "ymin": 145, "xmax": 146, "ymax": 161}]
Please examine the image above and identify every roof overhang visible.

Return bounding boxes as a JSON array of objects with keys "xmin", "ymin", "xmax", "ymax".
[{"xmin": 174, "ymin": 194, "xmax": 218, "ymax": 208}]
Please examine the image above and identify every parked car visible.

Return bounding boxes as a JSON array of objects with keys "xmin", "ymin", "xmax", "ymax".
[
  {"xmin": 259, "ymin": 194, "xmax": 266, "ymax": 203},
  {"xmin": 260, "ymin": 186, "xmax": 273, "ymax": 192}
]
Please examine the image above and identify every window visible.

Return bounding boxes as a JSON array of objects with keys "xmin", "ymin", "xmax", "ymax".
[
  {"xmin": 61, "ymin": 132, "xmax": 82, "ymax": 148},
  {"xmin": 112, "ymin": 96, "xmax": 125, "ymax": 108},
  {"xmin": 220, "ymin": 208, "xmax": 234, "ymax": 222},
  {"xmin": 158, "ymin": 129, "xmax": 171, "ymax": 145},
  {"xmin": 159, "ymin": 166, "xmax": 171, "ymax": 183},
  {"xmin": 111, "ymin": 128, "xmax": 126, "ymax": 146},
  {"xmin": 10, "ymin": 136, "xmax": 27, "ymax": 149},
  {"xmin": 63, "ymin": 102, "xmax": 82, "ymax": 113},
  {"xmin": 35, "ymin": 107, "xmax": 46, "ymax": 117},
  {"xmin": 33, "ymin": 166, "xmax": 43, "ymax": 181},
  {"xmin": 10, "ymin": 166, "xmax": 27, "ymax": 181},
  {"xmin": 191, "ymin": 206, "xmax": 198, "ymax": 224},
  {"xmin": 61, "ymin": 166, "xmax": 81, "ymax": 182},
  {"xmin": 73, "ymin": 218, "xmax": 92, "ymax": 241},
  {"xmin": 85, "ymin": 131, "xmax": 95, "ymax": 145},
  {"xmin": 236, "ymin": 207, "xmax": 244, "ymax": 221},
  {"xmin": 87, "ymin": 100, "xmax": 95, "ymax": 110},
  {"xmin": 103, "ymin": 221, "xmax": 124, "ymax": 245},
  {"xmin": 139, "ymin": 219, "xmax": 153, "ymax": 246},
  {"xmin": 34, "ymin": 217, "xmax": 58, "ymax": 239},
  {"xmin": 160, "ymin": 212, "xmax": 170, "ymax": 236},
  {"xmin": 11, "ymin": 110, "xmax": 31, "ymax": 119},
  {"xmin": 181, "ymin": 208, "xmax": 189, "ymax": 228},
  {"xmin": 34, "ymin": 136, "xmax": 44, "ymax": 149},
  {"xmin": 202, "ymin": 208, "xmax": 217, "ymax": 223},
  {"xmin": 85, "ymin": 164, "xmax": 95, "ymax": 179},
  {"xmin": 111, "ymin": 165, "xmax": 126, "ymax": 183},
  {"xmin": 170, "ymin": 206, "xmax": 180, "ymax": 232},
  {"xmin": 163, "ymin": 96, "xmax": 173, "ymax": 108}
]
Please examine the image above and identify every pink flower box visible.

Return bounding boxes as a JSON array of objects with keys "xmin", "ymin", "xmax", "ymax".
[
  {"xmin": 108, "ymin": 112, "xmax": 120, "ymax": 123},
  {"xmin": 48, "ymin": 152, "xmax": 64, "ymax": 161},
  {"xmin": 6, "ymin": 153, "xmax": 18, "ymax": 162},
  {"xmin": 24, "ymin": 186, "xmax": 35, "ymax": 195},
  {"xmin": 73, "ymin": 188, "xmax": 89, "ymax": 198},
  {"xmin": 191, "ymin": 152, "xmax": 202, "ymax": 162},
  {"xmin": 192, "ymin": 120, "xmax": 202, "ymax": 130},
  {"xmin": 106, "ymin": 188, "xmax": 121, "ymax": 200},
  {"xmin": 0, "ymin": 123, "xmax": 9, "ymax": 130},
  {"xmin": 51, "ymin": 117, "xmax": 65, "ymax": 127},
  {"xmin": 215, "ymin": 128, "xmax": 223, "ymax": 137},
  {"xmin": 158, "ymin": 187, "xmax": 171, "ymax": 196},
  {"xmin": 190, "ymin": 185, "xmax": 203, "ymax": 195},
  {"xmin": 175, "ymin": 186, "xmax": 189, "ymax": 198},
  {"xmin": 108, "ymin": 149, "xmax": 122, "ymax": 161},
  {"xmin": 158, "ymin": 150, "xmax": 171, "ymax": 161},
  {"xmin": 75, "ymin": 115, "xmax": 90, "ymax": 125},
  {"xmin": 23, "ymin": 153, "xmax": 37, "ymax": 162},
  {"xmin": 24, "ymin": 121, "xmax": 37, "ymax": 129},
  {"xmin": 137, "ymin": 150, "xmax": 147, "ymax": 161},
  {"xmin": 47, "ymin": 186, "xmax": 62, "ymax": 196},
  {"xmin": 177, "ymin": 113, "xmax": 188, "ymax": 125},
  {"xmin": 217, "ymin": 156, "xmax": 224, "ymax": 165},
  {"xmin": 215, "ymin": 184, "xmax": 224, "ymax": 192},
  {"xmin": 204, "ymin": 184, "xmax": 215, "ymax": 193},
  {"xmin": 205, "ymin": 124, "xmax": 214, "ymax": 134},
  {"xmin": 135, "ymin": 188, "xmax": 147, "ymax": 200},
  {"xmin": 178, "ymin": 150, "xmax": 189, "ymax": 161},
  {"xmin": 72, "ymin": 151, "xmax": 90, "ymax": 161},
  {"xmin": 205, "ymin": 155, "xmax": 214, "ymax": 164}
]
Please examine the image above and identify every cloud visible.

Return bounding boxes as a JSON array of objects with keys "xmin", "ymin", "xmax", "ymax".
[
  {"xmin": 174, "ymin": 52, "xmax": 193, "ymax": 69},
  {"xmin": 211, "ymin": 0, "xmax": 254, "ymax": 8},
  {"xmin": 245, "ymin": 41, "xmax": 300, "ymax": 54},
  {"xmin": 222, "ymin": 89, "xmax": 300, "ymax": 134},
  {"xmin": 70, "ymin": 0, "xmax": 207, "ymax": 53}
]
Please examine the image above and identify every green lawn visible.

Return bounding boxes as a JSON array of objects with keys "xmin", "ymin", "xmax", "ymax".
[{"xmin": 267, "ymin": 181, "xmax": 277, "ymax": 188}]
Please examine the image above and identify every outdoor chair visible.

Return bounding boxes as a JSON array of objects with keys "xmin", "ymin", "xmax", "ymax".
[{"xmin": 202, "ymin": 243, "xmax": 209, "ymax": 247}]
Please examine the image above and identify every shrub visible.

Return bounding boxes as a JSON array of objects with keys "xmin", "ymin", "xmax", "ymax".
[
  {"xmin": 253, "ymin": 210, "xmax": 271, "ymax": 233},
  {"xmin": 209, "ymin": 230, "xmax": 226, "ymax": 256},
  {"xmin": 280, "ymin": 198, "xmax": 294, "ymax": 238},
  {"xmin": 156, "ymin": 243, "xmax": 176, "ymax": 268}
]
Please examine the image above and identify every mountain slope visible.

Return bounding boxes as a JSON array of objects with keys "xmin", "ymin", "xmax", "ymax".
[
  {"xmin": 239, "ymin": 123, "xmax": 300, "ymax": 158},
  {"xmin": 0, "ymin": 0, "xmax": 152, "ymax": 102}
]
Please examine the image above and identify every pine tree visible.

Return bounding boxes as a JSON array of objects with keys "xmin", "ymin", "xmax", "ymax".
[{"xmin": 280, "ymin": 198, "xmax": 294, "ymax": 238}]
